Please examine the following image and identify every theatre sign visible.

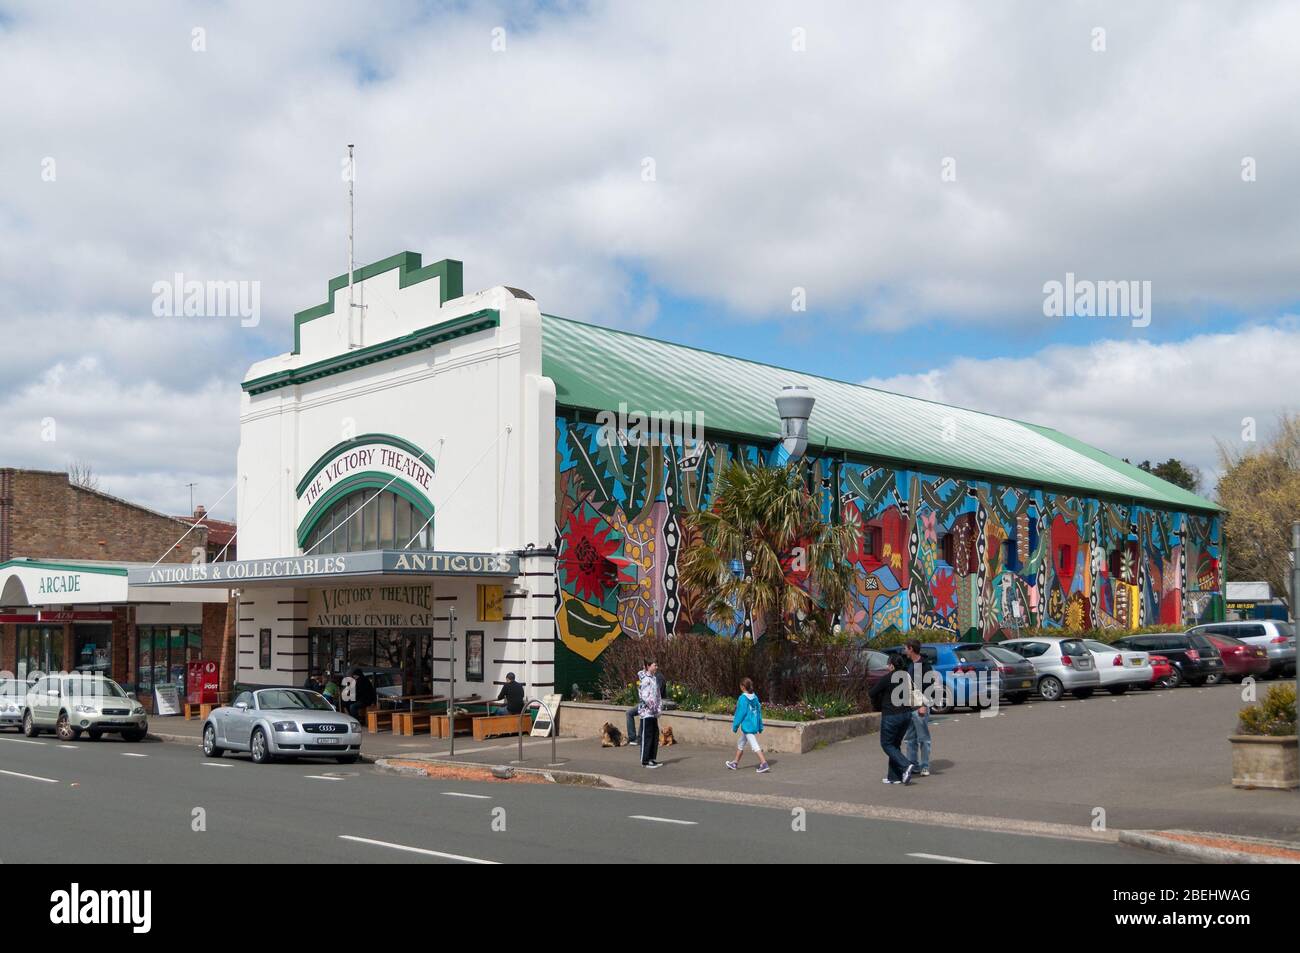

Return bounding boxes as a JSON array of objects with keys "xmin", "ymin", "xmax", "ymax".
[{"xmin": 126, "ymin": 550, "xmax": 520, "ymax": 587}]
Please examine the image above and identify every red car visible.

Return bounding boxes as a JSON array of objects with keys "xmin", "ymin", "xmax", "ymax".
[
  {"xmin": 1203, "ymin": 633, "xmax": 1270, "ymax": 683},
  {"xmin": 1147, "ymin": 654, "xmax": 1174, "ymax": 689}
]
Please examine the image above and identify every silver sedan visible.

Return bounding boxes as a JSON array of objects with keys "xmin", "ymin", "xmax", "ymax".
[{"xmin": 202, "ymin": 688, "xmax": 363, "ymax": 764}]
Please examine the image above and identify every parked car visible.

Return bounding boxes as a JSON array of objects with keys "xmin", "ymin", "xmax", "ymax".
[
  {"xmin": 1111, "ymin": 632, "xmax": 1224, "ymax": 688},
  {"xmin": 1148, "ymin": 654, "xmax": 1175, "ymax": 688},
  {"xmin": 998, "ymin": 636, "xmax": 1101, "ymax": 701},
  {"xmin": 0, "ymin": 677, "xmax": 24, "ymax": 731},
  {"xmin": 884, "ymin": 643, "xmax": 1000, "ymax": 712},
  {"xmin": 203, "ymin": 687, "xmax": 363, "ymax": 764},
  {"xmin": 1080, "ymin": 640, "xmax": 1151, "ymax": 695},
  {"xmin": 1187, "ymin": 621, "xmax": 1296, "ymax": 677},
  {"xmin": 955, "ymin": 643, "xmax": 1036, "ymax": 704},
  {"xmin": 1197, "ymin": 632, "xmax": 1270, "ymax": 683},
  {"xmin": 22, "ymin": 673, "xmax": 147, "ymax": 742}
]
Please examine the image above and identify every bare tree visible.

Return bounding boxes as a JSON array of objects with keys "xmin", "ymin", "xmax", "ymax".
[{"xmin": 66, "ymin": 460, "xmax": 100, "ymax": 492}]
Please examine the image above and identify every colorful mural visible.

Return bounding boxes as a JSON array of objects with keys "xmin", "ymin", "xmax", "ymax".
[{"xmin": 553, "ymin": 413, "xmax": 1224, "ymax": 690}]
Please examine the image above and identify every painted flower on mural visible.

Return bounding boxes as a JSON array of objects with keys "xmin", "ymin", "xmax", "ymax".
[
  {"xmin": 930, "ymin": 568, "xmax": 957, "ymax": 615},
  {"xmin": 881, "ymin": 542, "xmax": 902, "ymax": 573},
  {"xmin": 560, "ymin": 504, "xmax": 620, "ymax": 603},
  {"xmin": 1119, "ymin": 549, "xmax": 1135, "ymax": 584},
  {"xmin": 920, "ymin": 510, "xmax": 938, "ymax": 545}
]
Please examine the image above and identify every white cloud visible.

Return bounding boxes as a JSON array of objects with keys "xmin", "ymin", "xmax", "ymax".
[{"xmin": 862, "ymin": 320, "xmax": 1300, "ymax": 490}]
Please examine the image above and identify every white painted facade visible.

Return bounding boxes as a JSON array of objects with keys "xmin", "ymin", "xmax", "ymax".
[{"xmin": 232, "ymin": 257, "xmax": 557, "ymax": 698}]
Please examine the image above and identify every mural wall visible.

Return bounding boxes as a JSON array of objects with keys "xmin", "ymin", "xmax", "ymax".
[{"xmin": 553, "ymin": 413, "xmax": 1224, "ymax": 691}]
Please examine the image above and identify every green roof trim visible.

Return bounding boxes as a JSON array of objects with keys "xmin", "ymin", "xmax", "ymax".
[
  {"xmin": 0, "ymin": 559, "xmax": 129, "ymax": 577},
  {"xmin": 292, "ymin": 251, "xmax": 464, "ymax": 355},
  {"xmin": 539, "ymin": 313, "xmax": 1221, "ymax": 514},
  {"xmin": 244, "ymin": 309, "xmax": 499, "ymax": 395},
  {"xmin": 295, "ymin": 434, "xmax": 437, "ymax": 498}
]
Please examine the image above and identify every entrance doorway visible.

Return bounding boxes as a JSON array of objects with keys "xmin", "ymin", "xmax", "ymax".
[{"xmin": 308, "ymin": 627, "xmax": 432, "ymax": 699}]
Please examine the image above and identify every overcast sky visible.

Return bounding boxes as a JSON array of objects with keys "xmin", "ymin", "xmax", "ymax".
[{"xmin": 1, "ymin": 0, "xmax": 1297, "ymax": 521}]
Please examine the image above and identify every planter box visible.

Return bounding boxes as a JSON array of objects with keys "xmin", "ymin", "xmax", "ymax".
[
  {"xmin": 1229, "ymin": 734, "xmax": 1299, "ymax": 790},
  {"xmin": 558, "ymin": 701, "xmax": 879, "ymax": 755}
]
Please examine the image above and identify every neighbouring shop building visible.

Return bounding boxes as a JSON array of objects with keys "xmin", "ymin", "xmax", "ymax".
[
  {"xmin": 0, "ymin": 468, "xmax": 232, "ymax": 709},
  {"xmin": 127, "ymin": 250, "xmax": 1225, "ymax": 698}
]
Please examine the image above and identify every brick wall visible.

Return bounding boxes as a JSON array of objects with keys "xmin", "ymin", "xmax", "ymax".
[{"xmin": 0, "ymin": 469, "xmax": 204, "ymax": 564}]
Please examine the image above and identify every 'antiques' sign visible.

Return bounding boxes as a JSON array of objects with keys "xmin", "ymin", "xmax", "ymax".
[{"xmin": 128, "ymin": 550, "xmax": 520, "ymax": 587}]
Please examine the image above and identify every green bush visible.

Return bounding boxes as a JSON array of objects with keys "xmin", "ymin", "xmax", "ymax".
[{"xmin": 1237, "ymin": 684, "xmax": 1297, "ymax": 737}]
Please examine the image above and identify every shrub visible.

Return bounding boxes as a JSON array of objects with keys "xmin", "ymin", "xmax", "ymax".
[{"xmin": 1237, "ymin": 684, "xmax": 1297, "ymax": 737}]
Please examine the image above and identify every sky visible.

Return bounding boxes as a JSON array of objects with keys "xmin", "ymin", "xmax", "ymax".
[{"xmin": 1, "ymin": 0, "xmax": 1297, "ymax": 522}]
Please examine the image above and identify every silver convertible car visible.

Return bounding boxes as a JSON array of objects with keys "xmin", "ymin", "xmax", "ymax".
[{"xmin": 202, "ymin": 688, "xmax": 363, "ymax": 764}]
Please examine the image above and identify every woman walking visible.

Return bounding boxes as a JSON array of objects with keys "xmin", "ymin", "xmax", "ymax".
[
  {"xmin": 867, "ymin": 654, "xmax": 918, "ymax": 785},
  {"xmin": 726, "ymin": 677, "xmax": 770, "ymax": 773}
]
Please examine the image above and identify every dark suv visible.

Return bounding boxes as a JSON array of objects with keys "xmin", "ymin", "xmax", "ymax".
[{"xmin": 1111, "ymin": 632, "xmax": 1224, "ymax": 688}]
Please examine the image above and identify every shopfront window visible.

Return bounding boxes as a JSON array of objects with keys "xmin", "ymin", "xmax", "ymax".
[
  {"xmin": 136, "ymin": 625, "xmax": 202, "ymax": 697},
  {"xmin": 308, "ymin": 627, "xmax": 431, "ymax": 697},
  {"xmin": 302, "ymin": 489, "xmax": 432, "ymax": 554},
  {"xmin": 73, "ymin": 624, "xmax": 112, "ymax": 674},
  {"xmin": 16, "ymin": 626, "xmax": 63, "ymax": 681}
]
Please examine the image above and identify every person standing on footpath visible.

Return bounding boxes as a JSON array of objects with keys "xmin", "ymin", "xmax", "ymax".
[
  {"xmin": 902, "ymin": 640, "xmax": 933, "ymax": 777},
  {"xmin": 868, "ymin": 654, "xmax": 917, "ymax": 785},
  {"xmin": 636, "ymin": 661, "xmax": 663, "ymax": 769}
]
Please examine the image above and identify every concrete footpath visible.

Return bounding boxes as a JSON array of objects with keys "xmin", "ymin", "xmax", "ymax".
[{"xmin": 151, "ymin": 683, "xmax": 1300, "ymax": 863}]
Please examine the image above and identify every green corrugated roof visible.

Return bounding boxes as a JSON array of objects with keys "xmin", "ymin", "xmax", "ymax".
[{"xmin": 540, "ymin": 313, "xmax": 1220, "ymax": 513}]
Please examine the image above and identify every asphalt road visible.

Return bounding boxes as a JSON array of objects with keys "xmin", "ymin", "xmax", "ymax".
[{"xmin": 0, "ymin": 732, "xmax": 1176, "ymax": 864}]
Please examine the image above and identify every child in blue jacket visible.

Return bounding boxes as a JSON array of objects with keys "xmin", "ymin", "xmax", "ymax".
[{"xmin": 727, "ymin": 677, "xmax": 770, "ymax": 773}]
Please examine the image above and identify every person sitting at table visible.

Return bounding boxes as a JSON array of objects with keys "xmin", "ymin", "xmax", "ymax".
[
  {"xmin": 322, "ymin": 674, "xmax": 341, "ymax": 708},
  {"xmin": 347, "ymin": 668, "xmax": 377, "ymax": 720},
  {"xmin": 494, "ymin": 672, "xmax": 525, "ymax": 716}
]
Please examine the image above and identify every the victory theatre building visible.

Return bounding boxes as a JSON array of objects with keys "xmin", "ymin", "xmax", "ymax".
[{"xmin": 130, "ymin": 251, "xmax": 1225, "ymax": 698}]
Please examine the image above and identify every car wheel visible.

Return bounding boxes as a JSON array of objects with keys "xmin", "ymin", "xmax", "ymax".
[
  {"xmin": 250, "ymin": 727, "xmax": 272, "ymax": 764},
  {"xmin": 22, "ymin": 710, "xmax": 40, "ymax": 737},
  {"xmin": 1164, "ymin": 668, "xmax": 1182, "ymax": 689},
  {"xmin": 1072, "ymin": 688, "xmax": 1094, "ymax": 700},
  {"xmin": 1204, "ymin": 673, "xmax": 1223, "ymax": 686},
  {"xmin": 930, "ymin": 690, "xmax": 952, "ymax": 715},
  {"xmin": 87, "ymin": 729, "xmax": 103, "ymax": 741},
  {"xmin": 121, "ymin": 728, "xmax": 145, "ymax": 743},
  {"xmin": 56, "ymin": 712, "xmax": 81, "ymax": 742},
  {"xmin": 1106, "ymin": 685, "xmax": 1128, "ymax": 695},
  {"xmin": 335, "ymin": 754, "xmax": 359, "ymax": 765},
  {"xmin": 1008, "ymin": 693, "xmax": 1028, "ymax": 705},
  {"xmin": 202, "ymin": 723, "xmax": 224, "ymax": 758},
  {"xmin": 1038, "ymin": 676, "xmax": 1064, "ymax": 701}
]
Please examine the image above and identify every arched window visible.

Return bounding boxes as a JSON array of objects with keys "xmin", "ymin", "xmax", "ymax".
[{"xmin": 301, "ymin": 489, "xmax": 433, "ymax": 554}]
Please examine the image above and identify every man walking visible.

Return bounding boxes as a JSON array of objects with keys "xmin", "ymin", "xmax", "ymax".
[
  {"xmin": 636, "ymin": 661, "xmax": 663, "ymax": 769},
  {"xmin": 902, "ymin": 640, "xmax": 932, "ymax": 777}
]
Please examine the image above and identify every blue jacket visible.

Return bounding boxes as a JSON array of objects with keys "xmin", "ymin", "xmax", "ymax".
[{"xmin": 732, "ymin": 692, "xmax": 763, "ymax": 734}]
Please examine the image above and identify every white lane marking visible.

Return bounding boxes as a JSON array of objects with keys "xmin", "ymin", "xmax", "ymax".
[
  {"xmin": 58, "ymin": 745, "xmax": 79, "ymax": 750},
  {"xmin": 0, "ymin": 768, "xmax": 61, "ymax": 784},
  {"xmin": 338, "ymin": 835, "xmax": 498, "ymax": 864},
  {"xmin": 629, "ymin": 815, "xmax": 698, "ymax": 826},
  {"xmin": 122, "ymin": 753, "xmax": 148, "ymax": 758},
  {"xmin": 0, "ymin": 737, "xmax": 46, "ymax": 746},
  {"xmin": 906, "ymin": 852, "xmax": 993, "ymax": 865},
  {"xmin": 304, "ymin": 775, "xmax": 344, "ymax": 781},
  {"xmin": 442, "ymin": 791, "xmax": 491, "ymax": 799},
  {"xmin": 201, "ymin": 762, "xmax": 234, "ymax": 768}
]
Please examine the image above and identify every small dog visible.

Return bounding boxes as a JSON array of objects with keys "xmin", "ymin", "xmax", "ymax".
[
  {"xmin": 660, "ymin": 725, "xmax": 676, "ymax": 746},
  {"xmin": 600, "ymin": 722, "xmax": 624, "ymax": 747}
]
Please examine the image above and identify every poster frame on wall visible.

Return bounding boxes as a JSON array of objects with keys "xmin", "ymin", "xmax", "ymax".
[{"xmin": 465, "ymin": 630, "xmax": 484, "ymax": 682}]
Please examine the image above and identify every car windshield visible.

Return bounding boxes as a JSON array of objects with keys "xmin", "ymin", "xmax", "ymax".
[
  {"xmin": 63, "ymin": 677, "xmax": 127, "ymax": 700},
  {"xmin": 1060, "ymin": 640, "xmax": 1088, "ymax": 656},
  {"xmin": 1083, "ymin": 640, "xmax": 1115, "ymax": 653},
  {"xmin": 1276, "ymin": 622, "xmax": 1295, "ymax": 638},
  {"xmin": 0, "ymin": 678, "xmax": 18, "ymax": 697},
  {"xmin": 257, "ymin": 689, "xmax": 333, "ymax": 711},
  {"xmin": 983, "ymin": 645, "xmax": 1022, "ymax": 664},
  {"xmin": 1189, "ymin": 633, "xmax": 1218, "ymax": 653}
]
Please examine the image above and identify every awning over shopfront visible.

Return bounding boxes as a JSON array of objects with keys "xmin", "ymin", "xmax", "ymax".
[
  {"xmin": 124, "ymin": 549, "xmax": 522, "ymax": 590},
  {"xmin": 0, "ymin": 558, "xmax": 229, "ymax": 608}
]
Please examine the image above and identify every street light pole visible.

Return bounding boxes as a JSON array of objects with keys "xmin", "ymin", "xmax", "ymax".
[{"xmin": 447, "ymin": 603, "xmax": 457, "ymax": 758}]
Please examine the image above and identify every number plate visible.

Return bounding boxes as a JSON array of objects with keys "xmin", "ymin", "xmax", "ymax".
[
  {"xmin": 316, "ymin": 736, "xmax": 339, "ymax": 744},
  {"xmin": 1129, "ymin": 658, "xmax": 1143, "ymax": 666}
]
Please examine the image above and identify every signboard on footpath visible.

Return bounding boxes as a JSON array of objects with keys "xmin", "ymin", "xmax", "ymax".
[{"xmin": 154, "ymin": 684, "xmax": 181, "ymax": 716}]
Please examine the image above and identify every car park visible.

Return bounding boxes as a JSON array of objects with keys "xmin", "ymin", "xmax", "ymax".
[
  {"xmin": 1187, "ymin": 621, "xmax": 1296, "ymax": 677},
  {"xmin": 203, "ymin": 687, "xmax": 363, "ymax": 764},
  {"xmin": 22, "ymin": 673, "xmax": 147, "ymax": 742},
  {"xmin": 1111, "ymin": 632, "xmax": 1223, "ymax": 687},
  {"xmin": 1198, "ymin": 632, "xmax": 1270, "ymax": 683},
  {"xmin": 956, "ymin": 643, "xmax": 1036, "ymax": 704},
  {"xmin": 1080, "ymin": 640, "xmax": 1151, "ymax": 695},
  {"xmin": 998, "ymin": 636, "xmax": 1101, "ymax": 701}
]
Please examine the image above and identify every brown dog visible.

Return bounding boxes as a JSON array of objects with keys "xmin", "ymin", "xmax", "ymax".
[
  {"xmin": 600, "ymin": 722, "xmax": 624, "ymax": 747},
  {"xmin": 660, "ymin": 725, "xmax": 676, "ymax": 746}
]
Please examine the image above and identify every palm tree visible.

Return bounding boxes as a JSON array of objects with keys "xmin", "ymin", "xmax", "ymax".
[{"xmin": 679, "ymin": 460, "xmax": 861, "ymax": 647}]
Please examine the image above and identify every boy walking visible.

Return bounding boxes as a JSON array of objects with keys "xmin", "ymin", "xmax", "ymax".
[
  {"xmin": 637, "ymin": 662, "xmax": 663, "ymax": 768},
  {"xmin": 726, "ymin": 677, "xmax": 770, "ymax": 773}
]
